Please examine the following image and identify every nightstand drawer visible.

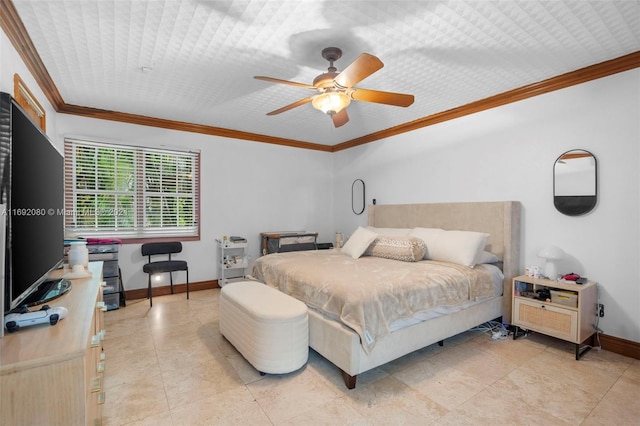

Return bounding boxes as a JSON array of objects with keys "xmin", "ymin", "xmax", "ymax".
[{"xmin": 514, "ymin": 297, "xmax": 578, "ymax": 342}]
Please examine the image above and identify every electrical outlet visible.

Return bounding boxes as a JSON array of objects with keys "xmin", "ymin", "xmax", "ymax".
[{"xmin": 597, "ymin": 303, "xmax": 605, "ymax": 317}]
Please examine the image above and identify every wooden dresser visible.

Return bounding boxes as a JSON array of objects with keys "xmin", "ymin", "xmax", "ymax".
[{"xmin": 1, "ymin": 262, "xmax": 106, "ymax": 425}]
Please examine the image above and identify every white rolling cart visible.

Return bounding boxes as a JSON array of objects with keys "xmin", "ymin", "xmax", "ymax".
[{"xmin": 216, "ymin": 236, "xmax": 249, "ymax": 287}]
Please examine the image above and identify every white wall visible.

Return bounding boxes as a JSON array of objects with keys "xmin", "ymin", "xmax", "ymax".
[
  {"xmin": 55, "ymin": 116, "xmax": 335, "ymax": 292},
  {"xmin": 333, "ymin": 69, "xmax": 640, "ymax": 342},
  {"xmin": 4, "ymin": 27, "xmax": 639, "ymax": 342}
]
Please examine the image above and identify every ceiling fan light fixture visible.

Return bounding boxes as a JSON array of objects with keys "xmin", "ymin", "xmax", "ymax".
[{"xmin": 312, "ymin": 91, "xmax": 351, "ymax": 115}]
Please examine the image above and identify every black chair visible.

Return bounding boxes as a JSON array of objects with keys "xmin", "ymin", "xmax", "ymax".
[{"xmin": 141, "ymin": 242, "xmax": 189, "ymax": 307}]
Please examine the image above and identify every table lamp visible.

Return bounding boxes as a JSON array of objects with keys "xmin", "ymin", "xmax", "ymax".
[{"xmin": 537, "ymin": 245, "xmax": 565, "ymax": 280}]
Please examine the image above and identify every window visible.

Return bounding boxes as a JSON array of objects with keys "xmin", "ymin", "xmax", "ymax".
[
  {"xmin": 64, "ymin": 138, "xmax": 200, "ymax": 241},
  {"xmin": 14, "ymin": 74, "xmax": 46, "ymax": 131}
]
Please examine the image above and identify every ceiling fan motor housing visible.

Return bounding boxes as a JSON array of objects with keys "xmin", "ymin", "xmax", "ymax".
[{"xmin": 313, "ymin": 71, "xmax": 339, "ymax": 88}]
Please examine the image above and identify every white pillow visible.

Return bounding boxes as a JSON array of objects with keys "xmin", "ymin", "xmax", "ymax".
[
  {"xmin": 477, "ymin": 250, "xmax": 499, "ymax": 264},
  {"xmin": 408, "ymin": 227, "xmax": 444, "ymax": 259},
  {"xmin": 410, "ymin": 228, "xmax": 489, "ymax": 267},
  {"xmin": 365, "ymin": 226, "xmax": 411, "ymax": 236},
  {"xmin": 341, "ymin": 226, "xmax": 378, "ymax": 259}
]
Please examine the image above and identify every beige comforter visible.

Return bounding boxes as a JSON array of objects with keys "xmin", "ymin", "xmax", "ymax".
[{"xmin": 251, "ymin": 250, "xmax": 497, "ymax": 353}]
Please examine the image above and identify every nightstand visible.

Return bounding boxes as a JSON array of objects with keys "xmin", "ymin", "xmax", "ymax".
[{"xmin": 511, "ymin": 275, "xmax": 597, "ymax": 360}]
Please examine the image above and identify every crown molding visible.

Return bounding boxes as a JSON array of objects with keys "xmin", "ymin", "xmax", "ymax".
[
  {"xmin": 0, "ymin": 0, "xmax": 64, "ymax": 109},
  {"xmin": 332, "ymin": 51, "xmax": 640, "ymax": 152},
  {"xmin": 2, "ymin": 0, "xmax": 638, "ymax": 153},
  {"xmin": 58, "ymin": 103, "xmax": 333, "ymax": 152}
]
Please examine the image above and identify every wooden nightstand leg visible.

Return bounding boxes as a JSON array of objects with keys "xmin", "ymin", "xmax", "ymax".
[{"xmin": 575, "ymin": 343, "xmax": 592, "ymax": 360}]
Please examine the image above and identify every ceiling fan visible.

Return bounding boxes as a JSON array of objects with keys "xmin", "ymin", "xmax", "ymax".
[{"xmin": 254, "ymin": 47, "xmax": 415, "ymax": 128}]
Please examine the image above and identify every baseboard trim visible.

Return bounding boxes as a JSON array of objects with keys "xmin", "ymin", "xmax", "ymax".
[
  {"xmin": 124, "ymin": 279, "xmax": 219, "ymax": 301},
  {"xmin": 598, "ymin": 333, "xmax": 640, "ymax": 360}
]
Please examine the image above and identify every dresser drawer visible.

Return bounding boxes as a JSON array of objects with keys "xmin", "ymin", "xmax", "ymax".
[{"xmin": 513, "ymin": 297, "xmax": 578, "ymax": 342}]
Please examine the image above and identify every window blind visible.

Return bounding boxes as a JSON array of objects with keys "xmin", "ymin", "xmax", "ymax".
[{"xmin": 64, "ymin": 138, "xmax": 200, "ymax": 239}]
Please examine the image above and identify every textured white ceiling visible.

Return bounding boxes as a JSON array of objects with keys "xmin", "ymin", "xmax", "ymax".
[{"xmin": 11, "ymin": 0, "xmax": 640, "ymax": 146}]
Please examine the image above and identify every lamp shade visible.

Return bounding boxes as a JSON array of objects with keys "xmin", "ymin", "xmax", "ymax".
[
  {"xmin": 537, "ymin": 245, "xmax": 565, "ymax": 260},
  {"xmin": 312, "ymin": 92, "xmax": 350, "ymax": 115},
  {"xmin": 537, "ymin": 245, "xmax": 565, "ymax": 279}
]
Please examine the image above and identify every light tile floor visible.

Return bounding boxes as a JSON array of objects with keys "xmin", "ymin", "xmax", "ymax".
[{"xmin": 102, "ymin": 289, "xmax": 640, "ymax": 425}]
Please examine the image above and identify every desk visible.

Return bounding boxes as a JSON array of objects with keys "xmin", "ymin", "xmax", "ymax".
[{"xmin": 260, "ymin": 231, "xmax": 318, "ymax": 255}]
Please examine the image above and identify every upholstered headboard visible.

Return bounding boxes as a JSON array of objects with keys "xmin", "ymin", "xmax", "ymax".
[{"xmin": 368, "ymin": 201, "xmax": 521, "ymax": 322}]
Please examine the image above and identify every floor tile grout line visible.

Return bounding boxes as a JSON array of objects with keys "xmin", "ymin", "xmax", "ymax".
[{"xmin": 148, "ymin": 314, "xmax": 176, "ymax": 425}]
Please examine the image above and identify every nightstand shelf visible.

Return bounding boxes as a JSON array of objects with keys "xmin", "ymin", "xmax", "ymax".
[{"xmin": 511, "ymin": 275, "xmax": 597, "ymax": 360}]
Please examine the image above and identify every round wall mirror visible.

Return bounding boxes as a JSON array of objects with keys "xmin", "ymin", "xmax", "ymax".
[
  {"xmin": 351, "ymin": 179, "xmax": 365, "ymax": 215},
  {"xmin": 553, "ymin": 149, "xmax": 597, "ymax": 216}
]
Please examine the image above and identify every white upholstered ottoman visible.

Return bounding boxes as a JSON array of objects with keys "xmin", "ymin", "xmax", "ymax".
[{"xmin": 219, "ymin": 281, "xmax": 309, "ymax": 374}]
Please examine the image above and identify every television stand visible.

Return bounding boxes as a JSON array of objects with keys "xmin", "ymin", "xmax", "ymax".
[
  {"xmin": 13, "ymin": 278, "xmax": 71, "ymax": 312},
  {"xmin": 1, "ymin": 262, "xmax": 105, "ymax": 425}
]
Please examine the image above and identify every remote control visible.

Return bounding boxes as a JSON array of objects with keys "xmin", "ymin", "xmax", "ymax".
[{"xmin": 4, "ymin": 305, "xmax": 68, "ymax": 333}]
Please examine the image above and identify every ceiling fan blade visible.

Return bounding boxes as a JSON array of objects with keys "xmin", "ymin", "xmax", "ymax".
[
  {"xmin": 333, "ymin": 53, "xmax": 384, "ymax": 88},
  {"xmin": 351, "ymin": 88, "xmax": 415, "ymax": 107},
  {"xmin": 266, "ymin": 97, "xmax": 313, "ymax": 115},
  {"xmin": 254, "ymin": 76, "xmax": 316, "ymax": 89},
  {"xmin": 331, "ymin": 109, "xmax": 349, "ymax": 128}
]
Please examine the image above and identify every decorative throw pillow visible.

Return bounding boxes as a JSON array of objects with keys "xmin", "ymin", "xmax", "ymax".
[
  {"xmin": 410, "ymin": 227, "xmax": 490, "ymax": 267},
  {"xmin": 341, "ymin": 226, "xmax": 378, "ymax": 259},
  {"xmin": 364, "ymin": 236, "xmax": 427, "ymax": 262}
]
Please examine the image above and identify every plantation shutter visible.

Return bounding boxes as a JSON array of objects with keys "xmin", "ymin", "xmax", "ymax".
[{"xmin": 64, "ymin": 138, "xmax": 200, "ymax": 239}]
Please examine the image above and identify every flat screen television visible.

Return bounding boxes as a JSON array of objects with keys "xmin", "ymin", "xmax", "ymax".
[{"xmin": 0, "ymin": 92, "xmax": 67, "ymax": 313}]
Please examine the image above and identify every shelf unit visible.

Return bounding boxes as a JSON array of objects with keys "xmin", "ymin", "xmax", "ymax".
[
  {"xmin": 511, "ymin": 275, "xmax": 597, "ymax": 359},
  {"xmin": 217, "ymin": 238, "xmax": 249, "ymax": 286}
]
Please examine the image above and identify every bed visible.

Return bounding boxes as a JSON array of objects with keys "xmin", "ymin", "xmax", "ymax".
[{"xmin": 251, "ymin": 201, "xmax": 521, "ymax": 389}]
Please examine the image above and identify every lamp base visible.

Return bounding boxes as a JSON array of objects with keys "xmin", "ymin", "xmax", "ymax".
[{"xmin": 544, "ymin": 261, "xmax": 558, "ymax": 280}]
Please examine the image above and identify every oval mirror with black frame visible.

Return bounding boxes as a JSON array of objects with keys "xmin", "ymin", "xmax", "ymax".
[
  {"xmin": 554, "ymin": 149, "xmax": 597, "ymax": 216},
  {"xmin": 351, "ymin": 179, "xmax": 365, "ymax": 215}
]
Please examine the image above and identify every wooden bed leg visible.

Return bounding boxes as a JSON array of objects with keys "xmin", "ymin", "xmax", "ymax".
[
  {"xmin": 340, "ymin": 370, "xmax": 357, "ymax": 389},
  {"xmin": 438, "ymin": 340, "xmax": 444, "ymax": 346}
]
